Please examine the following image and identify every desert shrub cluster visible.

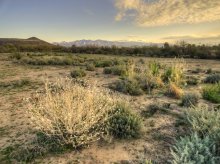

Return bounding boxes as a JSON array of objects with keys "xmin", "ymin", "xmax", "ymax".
[
  {"xmin": 94, "ymin": 58, "xmax": 123, "ymax": 68},
  {"xmin": 111, "ymin": 59, "xmax": 185, "ymax": 98},
  {"xmin": 21, "ymin": 56, "xmax": 84, "ymax": 66}
]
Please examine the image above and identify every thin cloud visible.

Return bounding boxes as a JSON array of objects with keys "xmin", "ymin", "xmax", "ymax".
[
  {"xmin": 83, "ymin": 8, "xmax": 95, "ymax": 16},
  {"xmin": 114, "ymin": 0, "xmax": 220, "ymax": 27},
  {"xmin": 162, "ymin": 35, "xmax": 220, "ymax": 44}
]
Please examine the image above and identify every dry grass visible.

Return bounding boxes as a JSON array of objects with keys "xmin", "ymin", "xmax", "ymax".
[
  {"xmin": 167, "ymin": 83, "xmax": 183, "ymax": 99},
  {"xmin": 163, "ymin": 58, "xmax": 186, "ymax": 86},
  {"xmin": 26, "ymin": 78, "xmax": 122, "ymax": 148}
]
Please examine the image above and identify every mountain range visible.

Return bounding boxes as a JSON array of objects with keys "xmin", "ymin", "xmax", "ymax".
[
  {"xmin": 53, "ymin": 40, "xmax": 162, "ymax": 47},
  {"xmin": 0, "ymin": 37, "xmax": 162, "ymax": 48}
]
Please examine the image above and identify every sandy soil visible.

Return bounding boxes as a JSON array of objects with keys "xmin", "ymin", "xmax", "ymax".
[{"xmin": 0, "ymin": 53, "xmax": 219, "ymax": 163}]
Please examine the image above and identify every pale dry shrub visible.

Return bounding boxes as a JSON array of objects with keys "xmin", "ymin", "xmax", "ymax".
[{"xmin": 27, "ymin": 78, "xmax": 122, "ymax": 148}]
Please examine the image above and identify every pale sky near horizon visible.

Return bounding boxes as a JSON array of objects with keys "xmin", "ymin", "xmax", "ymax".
[{"xmin": 0, "ymin": 0, "xmax": 220, "ymax": 44}]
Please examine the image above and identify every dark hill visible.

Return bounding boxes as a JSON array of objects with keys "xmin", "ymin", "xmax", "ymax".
[
  {"xmin": 0, "ymin": 37, "xmax": 53, "ymax": 47},
  {"xmin": 0, "ymin": 37, "xmax": 61, "ymax": 52}
]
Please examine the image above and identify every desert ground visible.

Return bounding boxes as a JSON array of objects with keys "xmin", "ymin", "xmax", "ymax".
[{"xmin": 0, "ymin": 53, "xmax": 220, "ymax": 163}]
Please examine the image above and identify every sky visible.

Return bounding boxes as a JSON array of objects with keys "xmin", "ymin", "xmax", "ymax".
[{"xmin": 0, "ymin": 0, "xmax": 220, "ymax": 44}]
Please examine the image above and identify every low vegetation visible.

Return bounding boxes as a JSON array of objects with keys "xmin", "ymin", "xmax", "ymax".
[
  {"xmin": 70, "ymin": 69, "xmax": 86, "ymax": 78},
  {"xmin": 1, "ymin": 51, "xmax": 220, "ymax": 163},
  {"xmin": 108, "ymin": 103, "xmax": 142, "ymax": 139},
  {"xmin": 186, "ymin": 76, "xmax": 200, "ymax": 85},
  {"xmin": 171, "ymin": 105, "xmax": 220, "ymax": 163},
  {"xmin": 171, "ymin": 133, "xmax": 219, "ymax": 164},
  {"xmin": 141, "ymin": 103, "xmax": 168, "ymax": 118},
  {"xmin": 185, "ymin": 106, "xmax": 220, "ymax": 140},
  {"xmin": 111, "ymin": 78, "xmax": 144, "ymax": 96},
  {"xmin": 162, "ymin": 59, "xmax": 185, "ymax": 86},
  {"xmin": 203, "ymin": 83, "xmax": 220, "ymax": 103},
  {"xmin": 27, "ymin": 79, "xmax": 142, "ymax": 150},
  {"xmin": 204, "ymin": 74, "xmax": 220, "ymax": 84},
  {"xmin": 166, "ymin": 83, "xmax": 183, "ymax": 99},
  {"xmin": 181, "ymin": 93, "xmax": 199, "ymax": 107},
  {"xmin": 110, "ymin": 59, "xmax": 185, "ymax": 96},
  {"xmin": 86, "ymin": 63, "xmax": 95, "ymax": 71},
  {"xmin": 103, "ymin": 65, "xmax": 127, "ymax": 76}
]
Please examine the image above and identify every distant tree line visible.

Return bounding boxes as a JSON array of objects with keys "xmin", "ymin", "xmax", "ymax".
[
  {"xmin": 0, "ymin": 41, "xmax": 220, "ymax": 59},
  {"xmin": 70, "ymin": 42, "xmax": 220, "ymax": 59},
  {"xmin": 0, "ymin": 43, "xmax": 66, "ymax": 53}
]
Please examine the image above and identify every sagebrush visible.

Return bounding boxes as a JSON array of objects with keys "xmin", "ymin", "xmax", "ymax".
[
  {"xmin": 171, "ymin": 133, "xmax": 219, "ymax": 164},
  {"xmin": 27, "ymin": 79, "xmax": 123, "ymax": 148}
]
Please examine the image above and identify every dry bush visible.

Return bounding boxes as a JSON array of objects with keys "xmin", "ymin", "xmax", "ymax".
[{"xmin": 27, "ymin": 78, "xmax": 122, "ymax": 148}]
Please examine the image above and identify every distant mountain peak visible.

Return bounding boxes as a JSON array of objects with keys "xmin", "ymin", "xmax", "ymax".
[{"xmin": 27, "ymin": 37, "xmax": 40, "ymax": 40}]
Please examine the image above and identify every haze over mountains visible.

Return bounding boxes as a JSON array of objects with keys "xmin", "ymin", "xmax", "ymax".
[{"xmin": 53, "ymin": 40, "xmax": 163, "ymax": 47}]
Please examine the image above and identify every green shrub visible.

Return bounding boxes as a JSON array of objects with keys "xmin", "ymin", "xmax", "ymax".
[
  {"xmin": 191, "ymin": 68, "xmax": 203, "ymax": 74},
  {"xmin": 171, "ymin": 133, "xmax": 219, "ymax": 164},
  {"xmin": 141, "ymin": 104, "xmax": 166, "ymax": 118},
  {"xmin": 135, "ymin": 74, "xmax": 164, "ymax": 94},
  {"xmin": 86, "ymin": 63, "xmax": 95, "ymax": 71},
  {"xmin": 206, "ymin": 68, "xmax": 212, "ymax": 74},
  {"xmin": 204, "ymin": 74, "xmax": 220, "ymax": 84},
  {"xmin": 111, "ymin": 65, "xmax": 127, "ymax": 76},
  {"xmin": 103, "ymin": 65, "xmax": 127, "ymax": 76},
  {"xmin": 11, "ymin": 53, "xmax": 22, "ymax": 60},
  {"xmin": 108, "ymin": 103, "xmax": 142, "ymax": 139},
  {"xmin": 186, "ymin": 76, "xmax": 200, "ymax": 85},
  {"xmin": 203, "ymin": 83, "xmax": 220, "ymax": 103},
  {"xmin": 185, "ymin": 106, "xmax": 220, "ymax": 140},
  {"xmin": 95, "ymin": 60, "xmax": 114, "ymax": 67},
  {"xmin": 111, "ymin": 78, "xmax": 143, "ymax": 96},
  {"xmin": 148, "ymin": 60, "xmax": 161, "ymax": 76},
  {"xmin": 0, "ymin": 79, "xmax": 31, "ymax": 89},
  {"xmin": 70, "ymin": 69, "xmax": 86, "ymax": 78},
  {"xmin": 103, "ymin": 67, "xmax": 112, "ymax": 74},
  {"xmin": 181, "ymin": 93, "xmax": 199, "ymax": 107}
]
